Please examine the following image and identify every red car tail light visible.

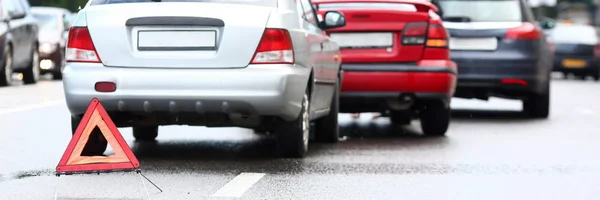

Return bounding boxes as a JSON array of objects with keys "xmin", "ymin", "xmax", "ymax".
[
  {"xmin": 505, "ymin": 22, "xmax": 541, "ymax": 40},
  {"xmin": 594, "ymin": 44, "xmax": 600, "ymax": 56},
  {"xmin": 402, "ymin": 22, "xmax": 448, "ymax": 48},
  {"xmin": 402, "ymin": 22, "xmax": 428, "ymax": 45},
  {"xmin": 250, "ymin": 28, "xmax": 294, "ymax": 64},
  {"xmin": 66, "ymin": 27, "xmax": 102, "ymax": 63}
]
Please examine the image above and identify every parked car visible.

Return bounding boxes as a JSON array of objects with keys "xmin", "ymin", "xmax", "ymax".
[
  {"xmin": 63, "ymin": 0, "xmax": 347, "ymax": 158},
  {"xmin": 31, "ymin": 6, "xmax": 73, "ymax": 80},
  {"xmin": 313, "ymin": 0, "xmax": 457, "ymax": 136},
  {"xmin": 0, "ymin": 0, "xmax": 40, "ymax": 86},
  {"xmin": 438, "ymin": 0, "xmax": 553, "ymax": 118},
  {"xmin": 546, "ymin": 23, "xmax": 600, "ymax": 80}
]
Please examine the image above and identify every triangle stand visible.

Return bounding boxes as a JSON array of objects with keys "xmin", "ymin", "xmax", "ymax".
[{"xmin": 53, "ymin": 98, "xmax": 163, "ymax": 199}]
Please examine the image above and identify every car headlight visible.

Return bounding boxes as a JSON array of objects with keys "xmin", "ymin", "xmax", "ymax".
[{"xmin": 39, "ymin": 43, "xmax": 56, "ymax": 53}]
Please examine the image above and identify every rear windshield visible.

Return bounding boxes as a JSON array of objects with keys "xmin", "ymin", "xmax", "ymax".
[
  {"xmin": 32, "ymin": 13, "xmax": 60, "ymax": 31},
  {"xmin": 90, "ymin": 0, "xmax": 276, "ymax": 7},
  {"xmin": 317, "ymin": 3, "xmax": 416, "ymax": 11},
  {"xmin": 439, "ymin": 0, "xmax": 522, "ymax": 22},
  {"xmin": 549, "ymin": 25, "xmax": 598, "ymax": 44}
]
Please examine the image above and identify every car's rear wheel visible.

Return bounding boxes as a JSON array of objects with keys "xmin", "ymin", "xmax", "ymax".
[
  {"xmin": 0, "ymin": 45, "xmax": 13, "ymax": 87},
  {"xmin": 71, "ymin": 116, "xmax": 108, "ymax": 156},
  {"xmin": 133, "ymin": 126, "xmax": 159, "ymax": 141},
  {"xmin": 276, "ymin": 91, "xmax": 310, "ymax": 158},
  {"xmin": 390, "ymin": 111, "xmax": 411, "ymax": 126},
  {"xmin": 314, "ymin": 81, "xmax": 339, "ymax": 143},
  {"xmin": 591, "ymin": 70, "xmax": 600, "ymax": 81},
  {"xmin": 523, "ymin": 88, "xmax": 550, "ymax": 119},
  {"xmin": 419, "ymin": 100, "xmax": 450, "ymax": 137},
  {"xmin": 22, "ymin": 46, "xmax": 40, "ymax": 85}
]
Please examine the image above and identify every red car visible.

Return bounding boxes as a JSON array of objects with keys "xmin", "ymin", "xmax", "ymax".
[{"xmin": 313, "ymin": 0, "xmax": 457, "ymax": 136}]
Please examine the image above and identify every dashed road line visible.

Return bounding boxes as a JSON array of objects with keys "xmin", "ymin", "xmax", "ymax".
[
  {"xmin": 0, "ymin": 100, "xmax": 63, "ymax": 116},
  {"xmin": 211, "ymin": 173, "xmax": 266, "ymax": 197}
]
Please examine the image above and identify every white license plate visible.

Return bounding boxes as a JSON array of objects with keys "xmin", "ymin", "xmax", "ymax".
[
  {"xmin": 137, "ymin": 30, "xmax": 216, "ymax": 51},
  {"xmin": 449, "ymin": 37, "xmax": 498, "ymax": 50},
  {"xmin": 330, "ymin": 32, "xmax": 393, "ymax": 48}
]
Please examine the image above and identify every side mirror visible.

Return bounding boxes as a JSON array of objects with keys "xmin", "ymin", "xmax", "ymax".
[
  {"xmin": 321, "ymin": 11, "xmax": 346, "ymax": 30},
  {"xmin": 540, "ymin": 19, "xmax": 556, "ymax": 30}
]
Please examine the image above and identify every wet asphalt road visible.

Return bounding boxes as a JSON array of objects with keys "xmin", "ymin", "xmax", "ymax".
[{"xmin": 2, "ymin": 74, "xmax": 600, "ymax": 200}]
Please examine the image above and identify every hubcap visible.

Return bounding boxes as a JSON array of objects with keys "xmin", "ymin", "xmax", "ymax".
[
  {"xmin": 301, "ymin": 94, "xmax": 310, "ymax": 149},
  {"xmin": 32, "ymin": 50, "xmax": 40, "ymax": 81},
  {"xmin": 4, "ymin": 50, "xmax": 12, "ymax": 83}
]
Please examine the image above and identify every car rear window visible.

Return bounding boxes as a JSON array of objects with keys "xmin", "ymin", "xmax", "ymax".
[
  {"xmin": 549, "ymin": 25, "xmax": 598, "ymax": 44},
  {"xmin": 90, "ymin": 0, "xmax": 276, "ymax": 7},
  {"xmin": 439, "ymin": 0, "xmax": 522, "ymax": 22},
  {"xmin": 317, "ymin": 3, "xmax": 416, "ymax": 12}
]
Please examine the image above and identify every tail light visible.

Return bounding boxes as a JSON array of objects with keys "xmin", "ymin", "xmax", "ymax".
[
  {"xmin": 401, "ymin": 22, "xmax": 448, "ymax": 48},
  {"xmin": 594, "ymin": 44, "xmax": 600, "ymax": 56},
  {"xmin": 66, "ymin": 27, "xmax": 101, "ymax": 63},
  {"xmin": 505, "ymin": 23, "xmax": 541, "ymax": 40},
  {"xmin": 250, "ymin": 28, "xmax": 294, "ymax": 64}
]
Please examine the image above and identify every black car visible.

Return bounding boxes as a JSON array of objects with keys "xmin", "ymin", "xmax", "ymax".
[
  {"xmin": 438, "ymin": 0, "xmax": 554, "ymax": 118},
  {"xmin": 0, "ymin": 0, "xmax": 40, "ymax": 86},
  {"xmin": 547, "ymin": 23, "xmax": 600, "ymax": 80},
  {"xmin": 31, "ymin": 6, "xmax": 73, "ymax": 80}
]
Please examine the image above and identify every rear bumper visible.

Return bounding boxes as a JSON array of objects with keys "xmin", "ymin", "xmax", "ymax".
[
  {"xmin": 452, "ymin": 58, "xmax": 549, "ymax": 98},
  {"xmin": 339, "ymin": 60, "xmax": 457, "ymax": 113},
  {"xmin": 62, "ymin": 63, "xmax": 310, "ymax": 122}
]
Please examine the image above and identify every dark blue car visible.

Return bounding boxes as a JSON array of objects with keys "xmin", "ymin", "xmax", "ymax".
[
  {"xmin": 438, "ymin": 0, "xmax": 553, "ymax": 118},
  {"xmin": 547, "ymin": 23, "xmax": 600, "ymax": 81}
]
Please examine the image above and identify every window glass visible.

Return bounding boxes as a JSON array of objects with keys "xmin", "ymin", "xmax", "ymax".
[
  {"xmin": 439, "ymin": 0, "xmax": 522, "ymax": 22},
  {"xmin": 91, "ymin": 0, "xmax": 276, "ymax": 7}
]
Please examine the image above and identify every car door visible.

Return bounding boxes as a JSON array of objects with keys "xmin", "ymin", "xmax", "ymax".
[
  {"xmin": 298, "ymin": 0, "xmax": 332, "ymax": 116},
  {"xmin": 3, "ymin": 0, "xmax": 27, "ymax": 67}
]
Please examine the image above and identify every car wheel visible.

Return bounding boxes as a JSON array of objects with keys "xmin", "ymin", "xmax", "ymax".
[
  {"xmin": 52, "ymin": 51, "xmax": 65, "ymax": 80},
  {"xmin": 132, "ymin": 126, "xmax": 159, "ymax": 141},
  {"xmin": 314, "ymin": 81, "xmax": 339, "ymax": 143},
  {"xmin": 0, "ymin": 45, "xmax": 13, "ymax": 87},
  {"xmin": 592, "ymin": 71, "xmax": 600, "ymax": 81},
  {"xmin": 390, "ymin": 111, "xmax": 411, "ymax": 126},
  {"xmin": 71, "ymin": 116, "xmax": 108, "ymax": 156},
  {"xmin": 562, "ymin": 72, "xmax": 568, "ymax": 79},
  {"xmin": 419, "ymin": 100, "xmax": 450, "ymax": 137},
  {"xmin": 276, "ymin": 91, "xmax": 310, "ymax": 158},
  {"xmin": 22, "ymin": 46, "xmax": 40, "ymax": 84},
  {"xmin": 523, "ymin": 87, "xmax": 550, "ymax": 119}
]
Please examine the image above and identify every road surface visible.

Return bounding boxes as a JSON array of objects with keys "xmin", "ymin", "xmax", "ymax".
[{"xmin": 1, "ymin": 74, "xmax": 600, "ymax": 200}]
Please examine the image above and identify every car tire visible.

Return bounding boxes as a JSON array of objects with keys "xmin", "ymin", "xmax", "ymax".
[
  {"xmin": 0, "ymin": 45, "xmax": 13, "ymax": 87},
  {"xmin": 71, "ymin": 116, "xmax": 108, "ymax": 156},
  {"xmin": 523, "ymin": 88, "xmax": 550, "ymax": 119},
  {"xmin": 390, "ymin": 111, "xmax": 411, "ymax": 126},
  {"xmin": 419, "ymin": 100, "xmax": 450, "ymax": 137},
  {"xmin": 314, "ymin": 81, "xmax": 339, "ymax": 143},
  {"xmin": 52, "ymin": 51, "xmax": 65, "ymax": 80},
  {"xmin": 276, "ymin": 90, "xmax": 310, "ymax": 158},
  {"xmin": 22, "ymin": 46, "xmax": 40, "ymax": 85},
  {"xmin": 133, "ymin": 126, "xmax": 159, "ymax": 141},
  {"xmin": 592, "ymin": 71, "xmax": 600, "ymax": 81}
]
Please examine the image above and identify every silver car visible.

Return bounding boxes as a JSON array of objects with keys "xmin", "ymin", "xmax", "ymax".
[{"xmin": 63, "ymin": 0, "xmax": 347, "ymax": 158}]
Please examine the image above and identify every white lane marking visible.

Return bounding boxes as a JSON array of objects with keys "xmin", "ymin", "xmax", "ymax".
[
  {"xmin": 575, "ymin": 107, "xmax": 595, "ymax": 115},
  {"xmin": 0, "ymin": 100, "xmax": 63, "ymax": 116},
  {"xmin": 212, "ymin": 173, "xmax": 266, "ymax": 197}
]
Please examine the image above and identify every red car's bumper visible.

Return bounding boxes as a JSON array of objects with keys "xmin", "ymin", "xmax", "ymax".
[
  {"xmin": 341, "ymin": 60, "xmax": 457, "ymax": 96},
  {"xmin": 339, "ymin": 60, "xmax": 457, "ymax": 113}
]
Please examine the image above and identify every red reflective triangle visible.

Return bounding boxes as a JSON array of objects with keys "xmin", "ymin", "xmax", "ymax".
[{"xmin": 56, "ymin": 98, "xmax": 140, "ymax": 174}]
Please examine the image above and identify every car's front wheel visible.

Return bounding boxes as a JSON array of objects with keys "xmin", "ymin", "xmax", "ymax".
[
  {"xmin": 0, "ymin": 45, "xmax": 13, "ymax": 87},
  {"xmin": 276, "ymin": 91, "xmax": 310, "ymax": 158},
  {"xmin": 71, "ymin": 116, "xmax": 108, "ymax": 156},
  {"xmin": 419, "ymin": 100, "xmax": 450, "ymax": 137},
  {"xmin": 22, "ymin": 46, "xmax": 40, "ymax": 84}
]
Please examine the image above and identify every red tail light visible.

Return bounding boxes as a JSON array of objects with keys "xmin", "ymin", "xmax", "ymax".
[
  {"xmin": 505, "ymin": 23, "xmax": 541, "ymax": 40},
  {"xmin": 402, "ymin": 22, "xmax": 448, "ymax": 48},
  {"xmin": 66, "ymin": 27, "xmax": 101, "ymax": 63},
  {"xmin": 594, "ymin": 44, "xmax": 600, "ymax": 56},
  {"xmin": 250, "ymin": 29, "xmax": 294, "ymax": 64}
]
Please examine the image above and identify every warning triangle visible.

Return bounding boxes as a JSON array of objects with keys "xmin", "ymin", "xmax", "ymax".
[{"xmin": 56, "ymin": 98, "xmax": 140, "ymax": 174}]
